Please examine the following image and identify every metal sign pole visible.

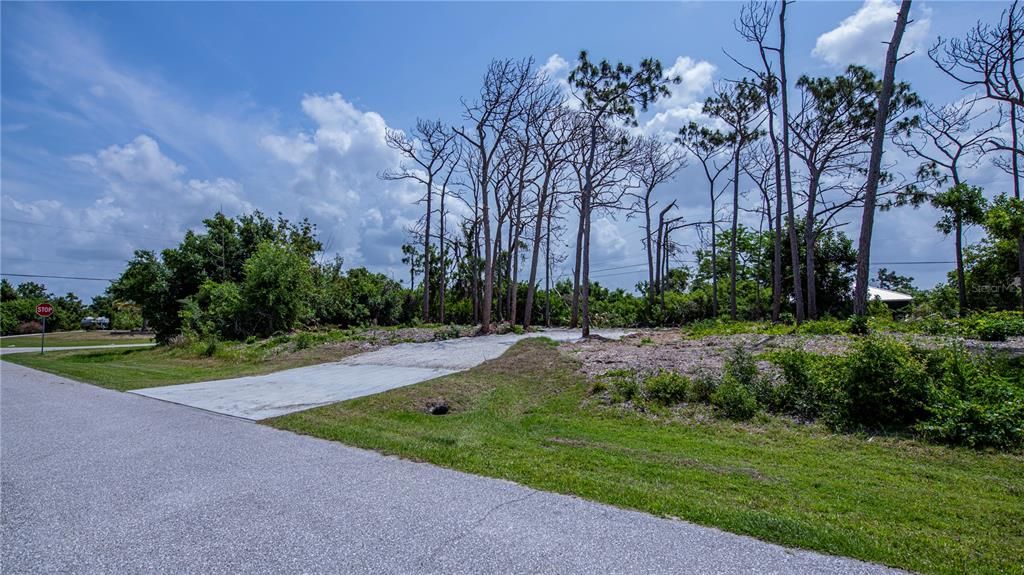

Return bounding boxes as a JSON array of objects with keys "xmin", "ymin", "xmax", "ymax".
[{"xmin": 41, "ymin": 316, "xmax": 46, "ymax": 354}]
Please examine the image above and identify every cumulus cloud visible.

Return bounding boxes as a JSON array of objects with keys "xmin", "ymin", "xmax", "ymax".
[
  {"xmin": 639, "ymin": 56, "xmax": 716, "ymax": 137},
  {"xmin": 660, "ymin": 57, "xmax": 716, "ymax": 109},
  {"xmin": 813, "ymin": 0, "xmax": 931, "ymax": 67},
  {"xmin": 591, "ymin": 217, "xmax": 629, "ymax": 259},
  {"xmin": 3, "ymin": 135, "xmax": 250, "ymax": 277},
  {"xmin": 261, "ymin": 93, "xmax": 426, "ymax": 271}
]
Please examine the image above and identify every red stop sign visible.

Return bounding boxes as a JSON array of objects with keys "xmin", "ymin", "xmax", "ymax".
[{"xmin": 36, "ymin": 303, "xmax": 54, "ymax": 317}]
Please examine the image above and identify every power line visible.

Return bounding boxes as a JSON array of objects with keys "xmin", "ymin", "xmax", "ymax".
[
  {"xmin": 1, "ymin": 218, "xmax": 178, "ymax": 243},
  {"xmin": 1, "ymin": 273, "xmax": 115, "ymax": 282},
  {"xmin": 1, "ymin": 256, "xmax": 126, "ymax": 267},
  {"xmin": 872, "ymin": 261, "xmax": 954, "ymax": 265}
]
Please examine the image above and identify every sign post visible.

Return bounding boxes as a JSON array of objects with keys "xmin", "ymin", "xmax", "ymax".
[{"xmin": 36, "ymin": 302, "xmax": 54, "ymax": 354}]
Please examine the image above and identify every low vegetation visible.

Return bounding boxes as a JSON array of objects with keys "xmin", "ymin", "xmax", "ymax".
[
  {"xmin": 269, "ymin": 338, "xmax": 1023, "ymax": 575},
  {"xmin": 599, "ymin": 336, "xmax": 1023, "ymax": 450},
  {"xmin": 0, "ymin": 331, "xmax": 154, "ymax": 348}
]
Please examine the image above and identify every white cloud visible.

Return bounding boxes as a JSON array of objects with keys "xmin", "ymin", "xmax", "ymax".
[
  {"xmin": 261, "ymin": 93, "xmax": 426, "ymax": 270},
  {"xmin": 660, "ymin": 57, "xmax": 716, "ymax": 109},
  {"xmin": 592, "ymin": 217, "xmax": 628, "ymax": 259},
  {"xmin": 813, "ymin": 0, "xmax": 932, "ymax": 67},
  {"xmin": 639, "ymin": 56, "xmax": 716, "ymax": 137},
  {"xmin": 1, "ymin": 135, "xmax": 251, "ymax": 277},
  {"xmin": 539, "ymin": 53, "xmax": 569, "ymax": 80}
]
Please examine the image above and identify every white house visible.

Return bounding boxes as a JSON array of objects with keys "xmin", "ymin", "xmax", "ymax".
[{"xmin": 867, "ymin": 286, "xmax": 913, "ymax": 304}]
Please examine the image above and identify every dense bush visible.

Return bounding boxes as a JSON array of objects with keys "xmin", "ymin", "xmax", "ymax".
[
  {"xmin": 687, "ymin": 374, "xmax": 718, "ymax": 403},
  {"xmin": 843, "ymin": 337, "xmax": 934, "ymax": 428},
  {"xmin": 642, "ymin": 371, "xmax": 689, "ymax": 405},
  {"xmin": 770, "ymin": 349, "xmax": 841, "ymax": 421},
  {"xmin": 763, "ymin": 338, "xmax": 1024, "ymax": 449},
  {"xmin": 711, "ymin": 379, "xmax": 758, "ymax": 420},
  {"xmin": 915, "ymin": 348, "xmax": 1024, "ymax": 449}
]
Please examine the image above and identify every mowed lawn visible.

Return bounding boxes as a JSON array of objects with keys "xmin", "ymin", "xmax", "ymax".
[
  {"xmin": 269, "ymin": 338, "xmax": 1024, "ymax": 575},
  {"xmin": 1, "ymin": 330, "xmax": 155, "ymax": 348},
  {"xmin": 2, "ymin": 343, "xmax": 362, "ymax": 391}
]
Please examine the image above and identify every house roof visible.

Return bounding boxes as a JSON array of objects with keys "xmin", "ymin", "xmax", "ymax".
[{"xmin": 868, "ymin": 286, "xmax": 913, "ymax": 303}]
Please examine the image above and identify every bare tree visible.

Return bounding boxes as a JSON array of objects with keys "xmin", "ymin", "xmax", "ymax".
[
  {"xmin": 930, "ymin": 1, "xmax": 1024, "ymax": 310},
  {"xmin": 704, "ymin": 80, "xmax": 765, "ymax": 320},
  {"xmin": 454, "ymin": 59, "xmax": 536, "ymax": 332},
  {"xmin": 629, "ymin": 136, "xmax": 686, "ymax": 304},
  {"xmin": 735, "ymin": 0, "xmax": 784, "ymax": 321},
  {"xmin": 523, "ymin": 91, "xmax": 578, "ymax": 328},
  {"xmin": 778, "ymin": 0, "xmax": 805, "ymax": 323},
  {"xmin": 382, "ymin": 119, "xmax": 458, "ymax": 322},
  {"xmin": 677, "ymin": 123, "xmax": 731, "ymax": 317},
  {"xmin": 895, "ymin": 98, "xmax": 997, "ymax": 315},
  {"xmin": 568, "ymin": 51, "xmax": 677, "ymax": 337},
  {"xmin": 436, "ymin": 140, "xmax": 463, "ymax": 323},
  {"xmin": 792, "ymin": 66, "xmax": 918, "ymax": 318},
  {"xmin": 854, "ymin": 0, "xmax": 914, "ymax": 316}
]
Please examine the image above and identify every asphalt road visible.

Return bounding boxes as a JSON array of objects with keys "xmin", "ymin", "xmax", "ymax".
[
  {"xmin": 1, "ymin": 362, "xmax": 907, "ymax": 574},
  {"xmin": 131, "ymin": 329, "xmax": 629, "ymax": 420}
]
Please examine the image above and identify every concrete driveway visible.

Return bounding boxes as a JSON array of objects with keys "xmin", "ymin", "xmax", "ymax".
[
  {"xmin": 132, "ymin": 329, "xmax": 627, "ymax": 420},
  {"xmin": 1, "ymin": 363, "xmax": 905, "ymax": 574}
]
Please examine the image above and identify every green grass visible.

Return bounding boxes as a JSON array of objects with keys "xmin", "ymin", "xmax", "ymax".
[
  {"xmin": 2, "ymin": 339, "xmax": 364, "ymax": 391},
  {"xmin": 268, "ymin": 338, "xmax": 1024, "ymax": 575},
  {"xmin": 0, "ymin": 330, "xmax": 155, "ymax": 348}
]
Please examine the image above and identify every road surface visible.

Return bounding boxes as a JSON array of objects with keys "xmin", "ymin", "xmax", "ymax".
[{"xmin": 0, "ymin": 362, "xmax": 906, "ymax": 574}]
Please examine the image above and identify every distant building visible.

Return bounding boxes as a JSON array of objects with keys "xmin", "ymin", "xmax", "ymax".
[{"xmin": 867, "ymin": 286, "xmax": 913, "ymax": 306}]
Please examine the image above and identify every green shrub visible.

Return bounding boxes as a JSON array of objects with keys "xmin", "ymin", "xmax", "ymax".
[
  {"xmin": 711, "ymin": 379, "xmax": 758, "ymax": 420},
  {"xmin": 847, "ymin": 314, "xmax": 870, "ymax": 336},
  {"xmin": 771, "ymin": 349, "xmax": 840, "ymax": 421},
  {"xmin": 795, "ymin": 319, "xmax": 848, "ymax": 336},
  {"xmin": 722, "ymin": 345, "xmax": 774, "ymax": 405},
  {"xmin": 967, "ymin": 312, "xmax": 1024, "ymax": 342},
  {"xmin": 642, "ymin": 371, "xmax": 689, "ymax": 406},
  {"xmin": 687, "ymin": 374, "xmax": 718, "ymax": 403},
  {"xmin": 918, "ymin": 392, "xmax": 1024, "ymax": 449},
  {"xmin": 724, "ymin": 346, "xmax": 758, "ymax": 387},
  {"xmin": 915, "ymin": 347, "xmax": 1024, "ymax": 449},
  {"xmin": 201, "ymin": 335, "xmax": 219, "ymax": 358},
  {"xmin": 293, "ymin": 332, "xmax": 315, "ymax": 351},
  {"xmin": 602, "ymin": 369, "xmax": 640, "ymax": 403},
  {"xmin": 844, "ymin": 336, "xmax": 933, "ymax": 429},
  {"xmin": 433, "ymin": 325, "xmax": 462, "ymax": 341}
]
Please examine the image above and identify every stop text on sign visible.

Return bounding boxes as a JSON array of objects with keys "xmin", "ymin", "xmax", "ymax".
[{"xmin": 36, "ymin": 303, "xmax": 54, "ymax": 317}]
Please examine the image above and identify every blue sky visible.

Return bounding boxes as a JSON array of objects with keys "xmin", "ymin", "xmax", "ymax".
[{"xmin": 1, "ymin": 1, "xmax": 1013, "ymax": 300}]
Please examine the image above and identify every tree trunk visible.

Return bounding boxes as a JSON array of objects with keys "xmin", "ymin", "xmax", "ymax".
[
  {"xmin": 804, "ymin": 170, "xmax": 821, "ymax": 319},
  {"xmin": 710, "ymin": 194, "xmax": 719, "ymax": 317},
  {"xmin": 439, "ymin": 186, "xmax": 446, "ymax": 324},
  {"xmin": 1011, "ymin": 105, "xmax": 1024, "ymax": 311},
  {"xmin": 644, "ymin": 190, "xmax": 656, "ymax": 303},
  {"xmin": 545, "ymin": 206, "xmax": 553, "ymax": 327},
  {"xmin": 729, "ymin": 147, "xmax": 741, "ymax": 320},
  {"xmin": 764, "ymin": 79, "xmax": 785, "ymax": 322},
  {"xmin": 523, "ymin": 178, "xmax": 549, "ymax": 329},
  {"xmin": 955, "ymin": 215, "xmax": 967, "ymax": 317},
  {"xmin": 493, "ymin": 217, "xmax": 504, "ymax": 323},
  {"xmin": 472, "ymin": 221, "xmax": 481, "ymax": 324},
  {"xmin": 854, "ymin": 0, "xmax": 912, "ymax": 315},
  {"xmin": 422, "ymin": 179, "xmax": 432, "ymax": 323},
  {"xmin": 570, "ymin": 208, "xmax": 584, "ymax": 328},
  {"xmin": 779, "ymin": 0, "xmax": 805, "ymax": 323},
  {"xmin": 581, "ymin": 199, "xmax": 593, "ymax": 337}
]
